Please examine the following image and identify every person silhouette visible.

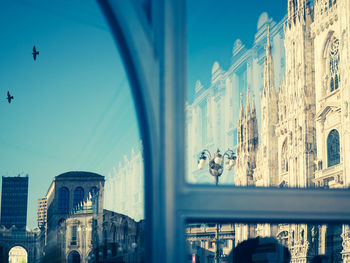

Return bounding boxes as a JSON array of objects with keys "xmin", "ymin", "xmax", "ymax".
[{"xmin": 228, "ymin": 236, "xmax": 291, "ymax": 263}]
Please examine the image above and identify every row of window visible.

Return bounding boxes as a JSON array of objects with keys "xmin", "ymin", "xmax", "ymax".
[{"xmin": 58, "ymin": 187, "xmax": 98, "ymax": 213}]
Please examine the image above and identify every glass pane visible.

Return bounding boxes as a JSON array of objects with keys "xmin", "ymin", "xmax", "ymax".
[
  {"xmin": 186, "ymin": 0, "xmax": 348, "ymax": 189},
  {"xmin": 186, "ymin": 222, "xmax": 349, "ymax": 262},
  {"xmin": 0, "ymin": 1, "xmax": 144, "ymax": 262}
]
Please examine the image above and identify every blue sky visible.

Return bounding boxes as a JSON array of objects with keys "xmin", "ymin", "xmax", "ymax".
[
  {"xmin": 187, "ymin": 0, "xmax": 287, "ymax": 102},
  {"xmin": 0, "ymin": 0, "xmax": 140, "ymax": 229},
  {"xmin": 0, "ymin": 0, "xmax": 289, "ymax": 229}
]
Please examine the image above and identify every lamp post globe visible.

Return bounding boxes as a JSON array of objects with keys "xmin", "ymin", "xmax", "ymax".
[
  {"xmin": 197, "ymin": 148, "xmax": 236, "ymax": 185},
  {"xmin": 197, "ymin": 148, "xmax": 236, "ymax": 262}
]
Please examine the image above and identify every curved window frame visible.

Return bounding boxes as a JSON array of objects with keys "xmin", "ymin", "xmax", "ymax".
[
  {"xmin": 328, "ymin": 37, "xmax": 340, "ymax": 93},
  {"xmin": 68, "ymin": 250, "xmax": 80, "ymax": 263},
  {"xmin": 327, "ymin": 129, "xmax": 340, "ymax": 167}
]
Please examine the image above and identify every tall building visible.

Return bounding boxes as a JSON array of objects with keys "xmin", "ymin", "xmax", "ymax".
[
  {"xmin": 0, "ymin": 175, "xmax": 29, "ymax": 229},
  {"xmin": 37, "ymin": 198, "xmax": 47, "ymax": 228}
]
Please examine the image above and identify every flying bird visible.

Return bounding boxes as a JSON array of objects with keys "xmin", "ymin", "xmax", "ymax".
[
  {"xmin": 7, "ymin": 91, "xmax": 14, "ymax": 103},
  {"xmin": 32, "ymin": 46, "xmax": 39, "ymax": 61}
]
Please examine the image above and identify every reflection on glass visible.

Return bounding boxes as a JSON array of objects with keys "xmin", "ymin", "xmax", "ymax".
[
  {"xmin": 186, "ymin": 223, "xmax": 350, "ymax": 262},
  {"xmin": 186, "ymin": 0, "xmax": 349, "ymax": 189}
]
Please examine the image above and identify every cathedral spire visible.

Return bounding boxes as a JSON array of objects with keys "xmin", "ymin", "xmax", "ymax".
[
  {"xmin": 266, "ymin": 26, "xmax": 271, "ymax": 53},
  {"xmin": 266, "ymin": 26, "xmax": 271, "ymax": 57},
  {"xmin": 263, "ymin": 26, "xmax": 275, "ymax": 97}
]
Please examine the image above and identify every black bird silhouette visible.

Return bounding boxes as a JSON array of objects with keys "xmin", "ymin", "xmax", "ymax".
[
  {"xmin": 7, "ymin": 91, "xmax": 14, "ymax": 103},
  {"xmin": 32, "ymin": 46, "xmax": 39, "ymax": 61}
]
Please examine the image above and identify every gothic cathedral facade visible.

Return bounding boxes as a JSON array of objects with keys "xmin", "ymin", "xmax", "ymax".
[{"xmin": 234, "ymin": 0, "xmax": 350, "ymax": 262}]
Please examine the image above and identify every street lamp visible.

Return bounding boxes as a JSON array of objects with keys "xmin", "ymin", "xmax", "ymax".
[
  {"xmin": 197, "ymin": 148, "xmax": 236, "ymax": 263},
  {"xmin": 198, "ymin": 149, "xmax": 236, "ymax": 185}
]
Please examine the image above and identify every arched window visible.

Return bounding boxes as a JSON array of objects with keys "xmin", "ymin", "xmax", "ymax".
[
  {"xmin": 327, "ymin": 129, "xmax": 340, "ymax": 167},
  {"xmin": 73, "ymin": 187, "xmax": 84, "ymax": 207},
  {"xmin": 329, "ymin": 38, "xmax": 340, "ymax": 92},
  {"xmin": 68, "ymin": 250, "xmax": 80, "ymax": 263},
  {"xmin": 58, "ymin": 187, "xmax": 69, "ymax": 213}
]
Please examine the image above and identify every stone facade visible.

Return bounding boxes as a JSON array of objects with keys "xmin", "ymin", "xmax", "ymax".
[
  {"xmin": 0, "ymin": 227, "xmax": 44, "ymax": 263},
  {"xmin": 99, "ymin": 210, "xmax": 145, "ymax": 263},
  {"xmin": 44, "ymin": 171, "xmax": 105, "ymax": 263},
  {"xmin": 233, "ymin": 0, "xmax": 350, "ymax": 262},
  {"xmin": 187, "ymin": 0, "xmax": 350, "ymax": 262},
  {"xmin": 53, "ymin": 209, "xmax": 144, "ymax": 263},
  {"xmin": 104, "ymin": 145, "xmax": 144, "ymax": 222},
  {"xmin": 43, "ymin": 171, "xmax": 144, "ymax": 263},
  {"xmin": 186, "ymin": 224, "xmax": 235, "ymax": 262}
]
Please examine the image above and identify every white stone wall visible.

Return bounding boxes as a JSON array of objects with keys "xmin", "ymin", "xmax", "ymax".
[{"xmin": 104, "ymin": 145, "xmax": 144, "ymax": 221}]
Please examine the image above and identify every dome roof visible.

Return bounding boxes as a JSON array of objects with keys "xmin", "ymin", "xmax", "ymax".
[{"xmin": 56, "ymin": 171, "xmax": 103, "ymax": 178}]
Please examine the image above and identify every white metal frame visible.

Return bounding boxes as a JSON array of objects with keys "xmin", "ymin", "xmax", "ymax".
[{"xmin": 98, "ymin": 0, "xmax": 350, "ymax": 262}]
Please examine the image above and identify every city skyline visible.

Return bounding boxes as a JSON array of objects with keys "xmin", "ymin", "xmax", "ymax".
[
  {"xmin": 0, "ymin": 0, "xmax": 140, "ymax": 229},
  {"xmin": 0, "ymin": 0, "xmax": 288, "ymax": 230}
]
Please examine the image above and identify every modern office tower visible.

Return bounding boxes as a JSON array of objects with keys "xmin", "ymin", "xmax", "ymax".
[
  {"xmin": 37, "ymin": 198, "xmax": 47, "ymax": 228},
  {"xmin": 0, "ymin": 175, "xmax": 29, "ymax": 228}
]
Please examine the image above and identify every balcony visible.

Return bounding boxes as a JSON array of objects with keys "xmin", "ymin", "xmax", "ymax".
[{"xmin": 313, "ymin": 163, "xmax": 343, "ymax": 188}]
